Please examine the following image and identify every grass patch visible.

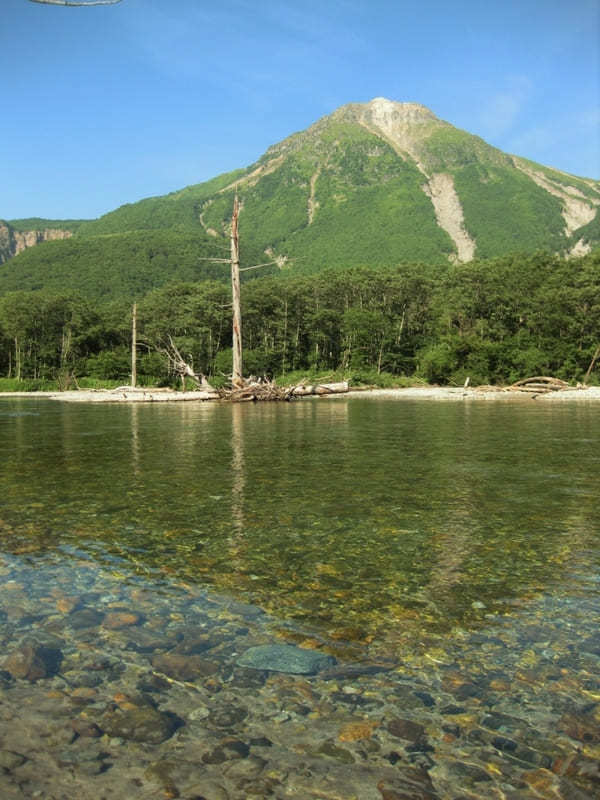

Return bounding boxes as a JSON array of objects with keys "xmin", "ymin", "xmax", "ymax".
[{"xmin": 0, "ymin": 378, "xmax": 59, "ymax": 392}]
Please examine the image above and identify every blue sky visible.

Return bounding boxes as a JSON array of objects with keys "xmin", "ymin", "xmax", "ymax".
[{"xmin": 2, "ymin": 0, "xmax": 599, "ymax": 220}]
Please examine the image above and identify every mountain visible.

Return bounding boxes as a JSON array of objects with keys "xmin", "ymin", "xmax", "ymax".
[{"xmin": 1, "ymin": 98, "xmax": 598, "ymax": 300}]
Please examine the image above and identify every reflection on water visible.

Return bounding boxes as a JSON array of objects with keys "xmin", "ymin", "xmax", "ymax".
[
  {"xmin": 0, "ymin": 397, "xmax": 598, "ymax": 638},
  {"xmin": 230, "ymin": 402, "xmax": 245, "ymax": 540},
  {"xmin": 0, "ymin": 396, "xmax": 599, "ymax": 798}
]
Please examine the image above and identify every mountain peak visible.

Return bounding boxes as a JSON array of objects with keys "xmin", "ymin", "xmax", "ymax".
[
  {"xmin": 335, "ymin": 97, "xmax": 439, "ymax": 130},
  {"xmin": 365, "ymin": 97, "xmax": 438, "ymax": 124},
  {"xmin": 327, "ymin": 97, "xmax": 444, "ymax": 176}
]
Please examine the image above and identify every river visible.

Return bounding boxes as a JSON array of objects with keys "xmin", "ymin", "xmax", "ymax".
[{"xmin": 0, "ymin": 396, "xmax": 598, "ymax": 798}]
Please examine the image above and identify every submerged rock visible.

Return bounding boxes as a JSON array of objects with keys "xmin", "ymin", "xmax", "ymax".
[
  {"xmin": 100, "ymin": 706, "xmax": 182, "ymax": 744},
  {"xmin": 69, "ymin": 609, "xmax": 104, "ymax": 629},
  {"xmin": 387, "ymin": 718, "xmax": 426, "ymax": 743},
  {"xmin": 236, "ymin": 644, "xmax": 335, "ymax": 674},
  {"xmin": 125, "ymin": 628, "xmax": 179, "ymax": 653},
  {"xmin": 316, "ymin": 740, "xmax": 355, "ymax": 764},
  {"xmin": 202, "ymin": 737, "xmax": 250, "ymax": 764},
  {"xmin": 446, "ymin": 760, "xmax": 493, "ymax": 784},
  {"xmin": 70, "ymin": 718, "xmax": 103, "ymax": 738},
  {"xmin": 102, "ymin": 610, "xmax": 142, "ymax": 630},
  {"xmin": 209, "ymin": 705, "xmax": 248, "ymax": 729},
  {"xmin": 151, "ymin": 652, "xmax": 220, "ymax": 681},
  {"xmin": 559, "ymin": 711, "xmax": 600, "ymax": 743},
  {"xmin": 3, "ymin": 642, "xmax": 62, "ymax": 681}
]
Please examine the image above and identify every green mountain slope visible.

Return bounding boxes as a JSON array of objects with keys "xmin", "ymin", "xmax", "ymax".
[
  {"xmin": 1, "ymin": 98, "xmax": 598, "ymax": 300},
  {"xmin": 0, "ymin": 229, "xmax": 229, "ymax": 299},
  {"xmin": 75, "ymin": 168, "xmax": 247, "ymax": 237}
]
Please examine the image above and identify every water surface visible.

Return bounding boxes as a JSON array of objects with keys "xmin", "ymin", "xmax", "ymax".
[{"xmin": 0, "ymin": 396, "xmax": 598, "ymax": 799}]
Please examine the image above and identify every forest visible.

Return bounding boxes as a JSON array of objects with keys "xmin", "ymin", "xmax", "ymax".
[{"xmin": 0, "ymin": 249, "xmax": 598, "ymax": 390}]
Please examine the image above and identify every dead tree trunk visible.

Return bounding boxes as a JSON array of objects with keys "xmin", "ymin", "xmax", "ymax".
[
  {"xmin": 289, "ymin": 381, "xmax": 349, "ymax": 397},
  {"xmin": 157, "ymin": 335, "xmax": 218, "ymax": 395},
  {"xmin": 230, "ymin": 194, "xmax": 243, "ymax": 388},
  {"xmin": 195, "ymin": 194, "xmax": 279, "ymax": 391},
  {"xmin": 584, "ymin": 345, "xmax": 600, "ymax": 385},
  {"xmin": 15, "ymin": 337, "xmax": 21, "ymax": 381},
  {"xmin": 131, "ymin": 302, "xmax": 137, "ymax": 388}
]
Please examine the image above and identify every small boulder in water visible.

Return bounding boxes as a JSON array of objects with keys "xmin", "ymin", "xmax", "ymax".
[{"xmin": 236, "ymin": 644, "xmax": 335, "ymax": 675}]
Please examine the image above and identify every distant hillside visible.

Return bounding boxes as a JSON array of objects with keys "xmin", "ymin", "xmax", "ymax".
[
  {"xmin": 0, "ymin": 229, "xmax": 230, "ymax": 299},
  {"xmin": 1, "ymin": 98, "xmax": 598, "ymax": 300},
  {"xmin": 0, "ymin": 218, "xmax": 83, "ymax": 265},
  {"xmin": 75, "ymin": 168, "xmax": 247, "ymax": 237}
]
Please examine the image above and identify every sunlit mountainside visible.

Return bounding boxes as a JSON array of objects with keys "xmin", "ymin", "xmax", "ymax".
[{"xmin": 1, "ymin": 98, "xmax": 598, "ymax": 301}]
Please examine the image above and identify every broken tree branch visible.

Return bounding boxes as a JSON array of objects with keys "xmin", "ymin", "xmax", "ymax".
[
  {"xmin": 154, "ymin": 335, "xmax": 218, "ymax": 395},
  {"xmin": 239, "ymin": 260, "xmax": 280, "ymax": 272}
]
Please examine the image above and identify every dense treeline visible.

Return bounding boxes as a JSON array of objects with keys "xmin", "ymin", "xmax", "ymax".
[{"xmin": 0, "ymin": 250, "xmax": 598, "ymax": 387}]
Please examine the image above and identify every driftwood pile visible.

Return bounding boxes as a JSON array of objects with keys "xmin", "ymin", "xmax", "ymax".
[
  {"xmin": 472, "ymin": 376, "xmax": 586, "ymax": 396},
  {"xmin": 220, "ymin": 378, "xmax": 349, "ymax": 403},
  {"xmin": 508, "ymin": 376, "xmax": 572, "ymax": 395},
  {"xmin": 152, "ymin": 336, "xmax": 349, "ymax": 402}
]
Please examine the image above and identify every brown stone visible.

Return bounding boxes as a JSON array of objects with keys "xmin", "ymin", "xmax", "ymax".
[
  {"xmin": 152, "ymin": 653, "xmax": 219, "ymax": 681},
  {"xmin": 338, "ymin": 720, "xmax": 378, "ymax": 741},
  {"xmin": 3, "ymin": 643, "xmax": 61, "ymax": 681},
  {"xmin": 387, "ymin": 717, "xmax": 426, "ymax": 742},
  {"xmin": 521, "ymin": 768, "xmax": 560, "ymax": 795},
  {"xmin": 102, "ymin": 611, "xmax": 141, "ymax": 629},
  {"xmin": 489, "ymin": 678, "xmax": 511, "ymax": 692},
  {"xmin": 100, "ymin": 706, "xmax": 181, "ymax": 743},
  {"xmin": 558, "ymin": 712, "xmax": 600, "ymax": 743},
  {"xmin": 202, "ymin": 737, "xmax": 250, "ymax": 764},
  {"xmin": 56, "ymin": 596, "xmax": 81, "ymax": 614},
  {"xmin": 70, "ymin": 718, "xmax": 103, "ymax": 738},
  {"xmin": 72, "ymin": 687, "xmax": 97, "ymax": 698}
]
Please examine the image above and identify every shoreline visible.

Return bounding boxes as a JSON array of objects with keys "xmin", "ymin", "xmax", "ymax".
[
  {"xmin": 345, "ymin": 385, "xmax": 600, "ymax": 402},
  {"xmin": 1, "ymin": 385, "xmax": 600, "ymax": 403}
]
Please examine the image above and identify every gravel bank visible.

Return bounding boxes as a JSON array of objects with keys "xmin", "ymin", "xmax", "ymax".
[{"xmin": 1, "ymin": 386, "xmax": 599, "ymax": 403}]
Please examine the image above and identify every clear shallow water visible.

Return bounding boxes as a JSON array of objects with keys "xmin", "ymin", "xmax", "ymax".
[{"xmin": 0, "ymin": 397, "xmax": 599, "ymax": 799}]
